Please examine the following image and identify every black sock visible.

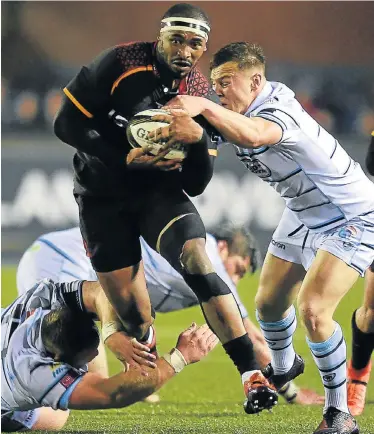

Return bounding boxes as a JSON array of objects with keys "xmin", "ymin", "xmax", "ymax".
[
  {"xmin": 351, "ymin": 310, "xmax": 374, "ymax": 370},
  {"xmin": 223, "ymin": 334, "xmax": 259, "ymax": 375}
]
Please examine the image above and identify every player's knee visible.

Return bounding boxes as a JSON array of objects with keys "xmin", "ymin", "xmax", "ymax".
[
  {"xmin": 156, "ymin": 213, "xmax": 206, "ymax": 273},
  {"xmin": 180, "ymin": 238, "xmax": 214, "ymax": 275},
  {"xmin": 255, "ymin": 289, "xmax": 282, "ymax": 319},
  {"xmin": 359, "ymin": 305, "xmax": 374, "ymax": 324},
  {"xmin": 182, "ymin": 271, "xmax": 231, "ymax": 303},
  {"xmin": 297, "ymin": 300, "xmax": 327, "ymax": 332}
]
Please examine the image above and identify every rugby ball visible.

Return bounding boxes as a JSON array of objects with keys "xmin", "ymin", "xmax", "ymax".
[{"xmin": 126, "ymin": 109, "xmax": 187, "ymax": 160}]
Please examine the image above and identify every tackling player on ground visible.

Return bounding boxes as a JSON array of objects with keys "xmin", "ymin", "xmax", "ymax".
[
  {"xmin": 54, "ymin": 4, "xmax": 276, "ymax": 413},
  {"xmin": 346, "ymin": 131, "xmax": 374, "ymax": 416},
  {"xmin": 150, "ymin": 43, "xmax": 374, "ymax": 433},
  {"xmin": 1, "ymin": 279, "xmax": 217, "ymax": 432},
  {"xmin": 16, "ymin": 226, "xmax": 324, "ymax": 406}
]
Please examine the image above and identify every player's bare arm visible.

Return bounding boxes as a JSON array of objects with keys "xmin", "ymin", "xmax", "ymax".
[
  {"xmin": 162, "ymin": 95, "xmax": 282, "ymax": 148},
  {"xmin": 68, "ymin": 323, "xmax": 218, "ymax": 409}
]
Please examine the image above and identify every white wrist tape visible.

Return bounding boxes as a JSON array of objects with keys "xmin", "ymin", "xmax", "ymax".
[
  {"xmin": 101, "ymin": 321, "xmax": 123, "ymax": 343},
  {"xmin": 162, "ymin": 348, "xmax": 187, "ymax": 373}
]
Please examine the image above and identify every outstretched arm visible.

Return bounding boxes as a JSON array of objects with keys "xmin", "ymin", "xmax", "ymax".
[
  {"xmin": 164, "ymin": 95, "xmax": 282, "ymax": 149},
  {"xmin": 68, "ymin": 323, "xmax": 218, "ymax": 409}
]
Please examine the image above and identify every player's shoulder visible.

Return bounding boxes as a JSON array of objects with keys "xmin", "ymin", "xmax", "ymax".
[
  {"xmin": 253, "ymin": 81, "xmax": 302, "ymax": 129},
  {"xmin": 186, "ymin": 66, "xmax": 215, "ymax": 98},
  {"xmin": 114, "ymin": 41, "xmax": 154, "ymax": 71}
]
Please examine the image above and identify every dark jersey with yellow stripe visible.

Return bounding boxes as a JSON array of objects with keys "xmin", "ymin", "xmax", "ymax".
[{"xmin": 57, "ymin": 41, "xmax": 219, "ymax": 196}]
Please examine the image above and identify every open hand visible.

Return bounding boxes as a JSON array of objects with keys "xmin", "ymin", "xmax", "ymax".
[
  {"xmin": 175, "ymin": 323, "xmax": 219, "ymax": 365},
  {"xmin": 148, "ymin": 110, "xmax": 203, "ymax": 151},
  {"xmin": 105, "ymin": 331, "xmax": 157, "ymax": 375}
]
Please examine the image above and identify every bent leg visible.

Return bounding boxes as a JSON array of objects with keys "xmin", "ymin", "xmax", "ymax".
[
  {"xmin": 348, "ymin": 263, "xmax": 374, "ymax": 416},
  {"xmin": 299, "ymin": 249, "xmax": 360, "ymax": 414},
  {"xmin": 255, "ymin": 252, "xmax": 305, "ymax": 376},
  {"xmin": 97, "ymin": 263, "xmax": 153, "ymax": 341},
  {"xmin": 77, "ymin": 194, "xmax": 153, "ymax": 341}
]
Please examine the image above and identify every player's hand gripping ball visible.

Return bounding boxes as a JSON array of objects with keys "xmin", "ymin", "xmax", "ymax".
[{"xmin": 126, "ymin": 109, "xmax": 187, "ymax": 160}]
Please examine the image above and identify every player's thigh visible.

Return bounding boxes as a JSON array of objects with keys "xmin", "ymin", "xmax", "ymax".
[
  {"xmin": 297, "ymin": 249, "xmax": 360, "ymax": 320},
  {"xmin": 139, "ymin": 189, "xmax": 206, "ymax": 270},
  {"xmin": 75, "ymin": 195, "xmax": 142, "ymax": 272},
  {"xmin": 256, "ymin": 209, "xmax": 307, "ymax": 315}
]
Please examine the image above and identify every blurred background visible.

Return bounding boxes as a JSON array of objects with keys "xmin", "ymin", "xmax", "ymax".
[{"xmin": 2, "ymin": 1, "xmax": 374, "ymax": 263}]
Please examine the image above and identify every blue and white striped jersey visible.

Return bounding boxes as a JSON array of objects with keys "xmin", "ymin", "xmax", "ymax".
[
  {"xmin": 236, "ymin": 81, "xmax": 374, "ymax": 232},
  {"xmin": 1, "ymin": 280, "xmax": 86, "ymax": 412}
]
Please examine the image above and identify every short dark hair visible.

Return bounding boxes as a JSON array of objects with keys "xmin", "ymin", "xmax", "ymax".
[
  {"xmin": 210, "ymin": 42, "xmax": 266, "ymax": 71},
  {"xmin": 41, "ymin": 308, "xmax": 99, "ymax": 362},
  {"xmin": 212, "ymin": 224, "xmax": 262, "ymax": 273},
  {"xmin": 162, "ymin": 3, "xmax": 211, "ymax": 28},
  {"xmin": 212, "ymin": 225, "xmax": 256, "ymax": 257}
]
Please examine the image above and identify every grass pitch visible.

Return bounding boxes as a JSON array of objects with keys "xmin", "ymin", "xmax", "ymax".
[{"xmin": 2, "ymin": 267, "xmax": 373, "ymax": 433}]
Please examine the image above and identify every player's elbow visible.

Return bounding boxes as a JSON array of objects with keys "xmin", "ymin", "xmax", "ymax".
[
  {"xmin": 184, "ymin": 183, "xmax": 207, "ymax": 197},
  {"xmin": 183, "ymin": 175, "xmax": 212, "ymax": 197}
]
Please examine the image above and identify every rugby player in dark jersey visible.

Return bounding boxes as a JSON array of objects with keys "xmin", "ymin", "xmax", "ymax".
[
  {"xmin": 54, "ymin": 3, "xmax": 276, "ymax": 414},
  {"xmin": 347, "ymin": 131, "xmax": 374, "ymax": 416}
]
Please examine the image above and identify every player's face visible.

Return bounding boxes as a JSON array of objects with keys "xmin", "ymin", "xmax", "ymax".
[
  {"xmin": 157, "ymin": 31, "xmax": 207, "ymax": 77},
  {"xmin": 224, "ymin": 254, "xmax": 250, "ymax": 285},
  {"xmin": 211, "ymin": 62, "xmax": 257, "ymax": 114}
]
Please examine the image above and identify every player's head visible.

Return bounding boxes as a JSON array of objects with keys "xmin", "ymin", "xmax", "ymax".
[
  {"xmin": 210, "ymin": 42, "xmax": 266, "ymax": 114},
  {"xmin": 212, "ymin": 224, "xmax": 261, "ymax": 285},
  {"xmin": 157, "ymin": 3, "xmax": 211, "ymax": 78},
  {"xmin": 41, "ymin": 308, "xmax": 100, "ymax": 367}
]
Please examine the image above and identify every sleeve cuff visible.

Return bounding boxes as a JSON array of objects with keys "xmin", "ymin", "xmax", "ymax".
[{"xmin": 58, "ymin": 375, "xmax": 84, "ymax": 410}]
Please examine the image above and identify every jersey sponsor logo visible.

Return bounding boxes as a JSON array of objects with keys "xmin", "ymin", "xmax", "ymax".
[
  {"xmin": 271, "ymin": 239, "xmax": 286, "ymax": 250},
  {"xmin": 59, "ymin": 369, "xmax": 80, "ymax": 389},
  {"xmin": 246, "ymin": 159, "xmax": 271, "ymax": 179},
  {"xmin": 50, "ymin": 363, "xmax": 68, "ymax": 378},
  {"xmin": 323, "ymin": 373, "xmax": 336, "ymax": 382}
]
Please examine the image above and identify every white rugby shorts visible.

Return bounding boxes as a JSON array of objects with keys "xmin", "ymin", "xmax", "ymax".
[{"xmin": 268, "ymin": 208, "xmax": 374, "ymax": 276}]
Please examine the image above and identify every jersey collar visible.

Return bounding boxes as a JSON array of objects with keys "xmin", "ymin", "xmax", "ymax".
[{"xmin": 245, "ymin": 81, "xmax": 273, "ymax": 115}]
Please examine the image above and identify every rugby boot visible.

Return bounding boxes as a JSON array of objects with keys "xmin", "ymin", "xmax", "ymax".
[
  {"xmin": 243, "ymin": 371, "xmax": 278, "ymax": 414},
  {"xmin": 313, "ymin": 407, "xmax": 359, "ymax": 434},
  {"xmin": 262, "ymin": 354, "xmax": 305, "ymax": 390}
]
